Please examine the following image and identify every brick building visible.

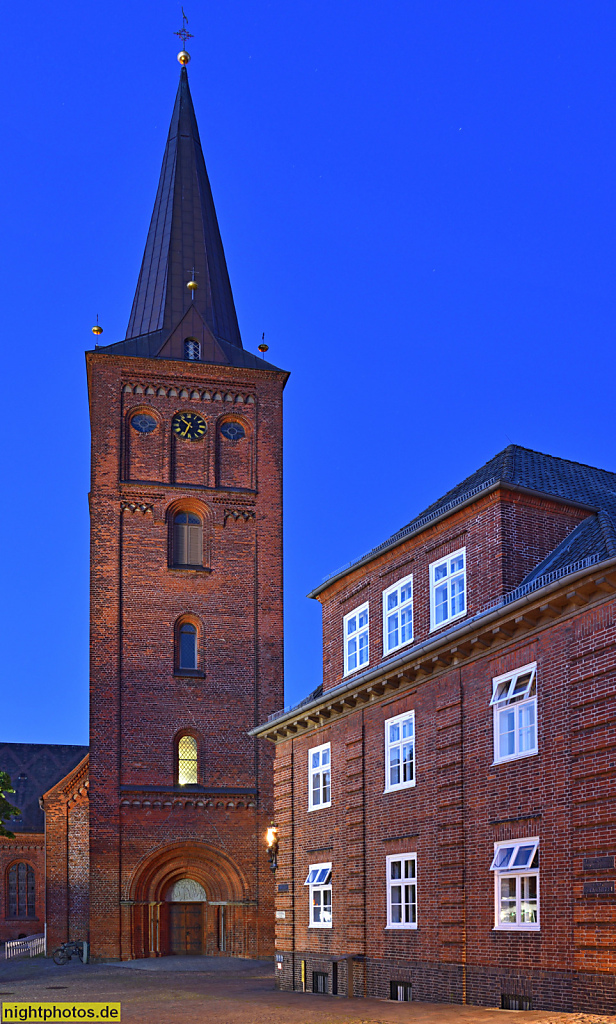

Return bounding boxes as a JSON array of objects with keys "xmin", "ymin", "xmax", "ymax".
[
  {"xmin": 3, "ymin": 58, "xmax": 287, "ymax": 959},
  {"xmin": 253, "ymin": 446, "xmax": 616, "ymax": 1013},
  {"xmin": 0, "ymin": 744, "xmax": 87, "ymax": 946}
]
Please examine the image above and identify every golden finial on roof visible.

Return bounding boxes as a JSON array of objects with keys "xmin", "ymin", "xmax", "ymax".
[
  {"xmin": 187, "ymin": 267, "xmax": 198, "ymax": 293},
  {"xmin": 175, "ymin": 8, "xmax": 193, "ymax": 65},
  {"xmin": 258, "ymin": 332, "xmax": 268, "ymax": 354},
  {"xmin": 92, "ymin": 314, "xmax": 103, "ymax": 336}
]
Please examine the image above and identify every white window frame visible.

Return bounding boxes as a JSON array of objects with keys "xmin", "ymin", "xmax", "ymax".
[
  {"xmin": 304, "ymin": 862, "xmax": 332, "ymax": 928},
  {"xmin": 308, "ymin": 743, "xmax": 331, "ymax": 811},
  {"xmin": 384, "ymin": 710, "xmax": 416, "ymax": 793},
  {"xmin": 386, "ymin": 853, "xmax": 417, "ymax": 929},
  {"xmin": 382, "ymin": 573, "xmax": 414, "ymax": 656},
  {"xmin": 429, "ymin": 546, "xmax": 467, "ymax": 632},
  {"xmin": 491, "ymin": 663, "xmax": 538, "ymax": 764},
  {"xmin": 343, "ymin": 602, "xmax": 369, "ymax": 676},
  {"xmin": 491, "ymin": 838, "xmax": 539, "ymax": 931}
]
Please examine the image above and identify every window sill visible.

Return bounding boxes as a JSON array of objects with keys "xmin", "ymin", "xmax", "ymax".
[
  {"xmin": 493, "ymin": 925, "xmax": 540, "ymax": 933},
  {"xmin": 308, "ymin": 803, "xmax": 332, "ymax": 812},
  {"xmin": 308, "ymin": 923, "xmax": 332, "ymax": 929},
  {"xmin": 170, "ymin": 565, "xmax": 211, "ymax": 573},
  {"xmin": 383, "ymin": 782, "xmax": 416, "ymax": 795},
  {"xmin": 491, "ymin": 750, "xmax": 538, "ymax": 767},
  {"xmin": 385, "ymin": 924, "xmax": 417, "ymax": 931},
  {"xmin": 174, "ymin": 670, "xmax": 205, "ymax": 679}
]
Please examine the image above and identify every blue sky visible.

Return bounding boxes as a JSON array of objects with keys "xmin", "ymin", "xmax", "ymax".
[{"xmin": 1, "ymin": 1, "xmax": 615, "ymax": 743}]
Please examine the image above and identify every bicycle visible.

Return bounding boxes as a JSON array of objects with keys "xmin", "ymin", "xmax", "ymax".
[{"xmin": 52, "ymin": 941, "xmax": 86, "ymax": 965}]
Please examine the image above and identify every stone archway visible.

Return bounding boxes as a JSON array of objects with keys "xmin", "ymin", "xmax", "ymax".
[{"xmin": 127, "ymin": 841, "xmax": 250, "ymax": 958}]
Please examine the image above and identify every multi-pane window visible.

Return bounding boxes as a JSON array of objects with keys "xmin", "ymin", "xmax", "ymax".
[
  {"xmin": 384, "ymin": 711, "xmax": 415, "ymax": 792},
  {"xmin": 343, "ymin": 603, "xmax": 369, "ymax": 676},
  {"xmin": 7, "ymin": 863, "xmax": 35, "ymax": 918},
  {"xmin": 491, "ymin": 839, "xmax": 539, "ymax": 931},
  {"xmin": 173, "ymin": 513, "xmax": 203, "ymax": 567},
  {"xmin": 184, "ymin": 339, "xmax": 201, "ymax": 360},
  {"xmin": 382, "ymin": 574, "xmax": 413, "ymax": 655},
  {"xmin": 308, "ymin": 743, "xmax": 331, "ymax": 810},
  {"xmin": 491, "ymin": 663, "xmax": 537, "ymax": 763},
  {"xmin": 178, "ymin": 622, "xmax": 197, "ymax": 670},
  {"xmin": 304, "ymin": 863, "xmax": 332, "ymax": 928},
  {"xmin": 386, "ymin": 854, "xmax": 417, "ymax": 929},
  {"xmin": 177, "ymin": 735, "xmax": 198, "ymax": 785},
  {"xmin": 429, "ymin": 547, "xmax": 466, "ymax": 631}
]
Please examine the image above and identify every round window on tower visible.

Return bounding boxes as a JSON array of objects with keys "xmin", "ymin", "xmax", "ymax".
[
  {"xmin": 220, "ymin": 422, "xmax": 246, "ymax": 442},
  {"xmin": 131, "ymin": 413, "xmax": 157, "ymax": 434}
]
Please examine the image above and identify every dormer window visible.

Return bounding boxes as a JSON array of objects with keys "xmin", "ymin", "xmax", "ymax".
[
  {"xmin": 429, "ymin": 547, "xmax": 466, "ymax": 631},
  {"xmin": 184, "ymin": 338, "xmax": 201, "ymax": 361}
]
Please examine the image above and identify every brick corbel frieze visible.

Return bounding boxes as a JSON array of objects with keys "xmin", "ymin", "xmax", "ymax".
[
  {"xmin": 254, "ymin": 559, "xmax": 616, "ymax": 742},
  {"xmin": 223, "ymin": 508, "xmax": 256, "ymax": 525},
  {"xmin": 118, "ymin": 788, "xmax": 258, "ymax": 811},
  {"xmin": 120, "ymin": 500, "xmax": 154, "ymax": 515}
]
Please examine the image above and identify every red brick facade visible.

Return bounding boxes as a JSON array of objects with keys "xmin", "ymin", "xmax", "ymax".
[
  {"xmin": 80, "ymin": 353, "xmax": 286, "ymax": 959},
  {"xmin": 258, "ymin": 481, "xmax": 616, "ymax": 1013},
  {"xmin": 42, "ymin": 755, "xmax": 90, "ymax": 952},
  {"xmin": 0, "ymin": 837, "xmax": 44, "ymax": 945}
]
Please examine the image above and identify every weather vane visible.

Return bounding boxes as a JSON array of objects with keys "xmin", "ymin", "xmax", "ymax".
[{"xmin": 175, "ymin": 8, "xmax": 194, "ymax": 64}]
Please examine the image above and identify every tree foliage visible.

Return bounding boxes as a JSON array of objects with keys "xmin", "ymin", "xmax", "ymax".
[{"xmin": 0, "ymin": 771, "xmax": 20, "ymax": 839}]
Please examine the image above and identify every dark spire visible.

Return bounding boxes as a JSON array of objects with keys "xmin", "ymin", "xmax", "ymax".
[{"xmin": 125, "ymin": 66, "xmax": 242, "ymax": 349}]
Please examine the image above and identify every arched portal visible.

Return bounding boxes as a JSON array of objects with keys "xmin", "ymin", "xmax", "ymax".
[{"xmin": 128, "ymin": 841, "xmax": 250, "ymax": 958}]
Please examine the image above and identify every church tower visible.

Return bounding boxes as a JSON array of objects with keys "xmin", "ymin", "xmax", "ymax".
[{"xmin": 86, "ymin": 56, "xmax": 287, "ymax": 958}]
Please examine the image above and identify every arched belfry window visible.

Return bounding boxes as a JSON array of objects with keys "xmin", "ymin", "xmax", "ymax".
[
  {"xmin": 7, "ymin": 863, "xmax": 35, "ymax": 918},
  {"xmin": 184, "ymin": 338, "xmax": 201, "ymax": 361},
  {"xmin": 177, "ymin": 735, "xmax": 198, "ymax": 785},
  {"xmin": 178, "ymin": 622, "xmax": 198, "ymax": 671},
  {"xmin": 173, "ymin": 513, "xmax": 203, "ymax": 567}
]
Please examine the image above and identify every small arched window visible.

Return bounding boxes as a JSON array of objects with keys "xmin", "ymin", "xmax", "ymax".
[
  {"xmin": 178, "ymin": 622, "xmax": 197, "ymax": 671},
  {"xmin": 177, "ymin": 735, "xmax": 198, "ymax": 785},
  {"xmin": 7, "ymin": 863, "xmax": 35, "ymax": 918},
  {"xmin": 174, "ymin": 513, "xmax": 203, "ymax": 567},
  {"xmin": 184, "ymin": 338, "xmax": 201, "ymax": 361}
]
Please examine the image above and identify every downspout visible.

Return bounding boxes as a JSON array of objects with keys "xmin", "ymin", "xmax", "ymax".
[{"xmin": 459, "ymin": 666, "xmax": 467, "ymax": 1004}]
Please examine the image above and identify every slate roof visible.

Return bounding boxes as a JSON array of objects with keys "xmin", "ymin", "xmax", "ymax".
[
  {"xmin": 312, "ymin": 445, "xmax": 616, "ymax": 595},
  {"xmin": 0, "ymin": 743, "xmax": 89, "ymax": 833},
  {"xmin": 91, "ymin": 67, "xmax": 285, "ymax": 374}
]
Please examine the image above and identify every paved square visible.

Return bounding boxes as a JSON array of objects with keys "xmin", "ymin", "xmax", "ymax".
[{"xmin": 0, "ymin": 957, "xmax": 614, "ymax": 1024}]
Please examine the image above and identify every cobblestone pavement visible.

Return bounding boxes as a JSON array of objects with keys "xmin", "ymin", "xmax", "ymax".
[{"xmin": 0, "ymin": 957, "xmax": 614, "ymax": 1024}]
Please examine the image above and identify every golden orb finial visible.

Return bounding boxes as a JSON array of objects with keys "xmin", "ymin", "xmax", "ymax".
[
  {"xmin": 258, "ymin": 342, "xmax": 269, "ymax": 353},
  {"xmin": 92, "ymin": 315, "xmax": 103, "ymax": 336},
  {"xmin": 187, "ymin": 278, "xmax": 198, "ymax": 291},
  {"xmin": 175, "ymin": 9, "xmax": 193, "ymax": 66}
]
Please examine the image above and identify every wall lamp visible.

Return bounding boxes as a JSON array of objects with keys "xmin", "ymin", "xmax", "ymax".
[{"xmin": 266, "ymin": 823, "xmax": 279, "ymax": 872}]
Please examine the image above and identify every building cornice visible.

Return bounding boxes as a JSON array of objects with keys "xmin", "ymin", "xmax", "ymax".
[{"xmin": 253, "ymin": 555, "xmax": 616, "ymax": 742}]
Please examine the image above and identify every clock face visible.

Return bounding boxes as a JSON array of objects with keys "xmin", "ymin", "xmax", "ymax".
[{"xmin": 172, "ymin": 411, "xmax": 207, "ymax": 442}]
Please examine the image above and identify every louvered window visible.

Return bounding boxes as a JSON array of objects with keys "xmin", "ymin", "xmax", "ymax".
[
  {"xmin": 177, "ymin": 735, "xmax": 198, "ymax": 785},
  {"xmin": 173, "ymin": 513, "xmax": 203, "ymax": 567},
  {"xmin": 179, "ymin": 623, "xmax": 197, "ymax": 670},
  {"xmin": 7, "ymin": 863, "xmax": 35, "ymax": 917}
]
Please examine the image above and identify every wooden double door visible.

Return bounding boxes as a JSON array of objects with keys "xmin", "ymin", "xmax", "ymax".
[{"xmin": 169, "ymin": 902, "xmax": 203, "ymax": 955}]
